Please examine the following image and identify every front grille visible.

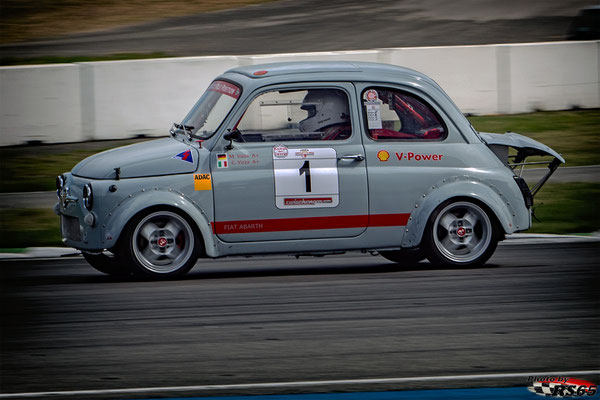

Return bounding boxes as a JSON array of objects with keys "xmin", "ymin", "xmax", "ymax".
[{"xmin": 61, "ymin": 215, "xmax": 81, "ymax": 241}]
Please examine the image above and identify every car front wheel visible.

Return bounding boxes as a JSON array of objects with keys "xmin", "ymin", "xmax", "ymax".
[
  {"xmin": 121, "ymin": 210, "xmax": 200, "ymax": 279},
  {"xmin": 424, "ymin": 200, "xmax": 499, "ymax": 268}
]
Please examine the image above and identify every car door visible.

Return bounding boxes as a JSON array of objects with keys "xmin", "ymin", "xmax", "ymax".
[
  {"xmin": 357, "ymin": 84, "xmax": 456, "ymax": 243},
  {"xmin": 211, "ymin": 82, "xmax": 369, "ymax": 243}
]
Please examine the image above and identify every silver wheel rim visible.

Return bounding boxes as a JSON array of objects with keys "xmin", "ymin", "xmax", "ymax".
[
  {"xmin": 132, "ymin": 211, "xmax": 194, "ymax": 274},
  {"xmin": 433, "ymin": 202, "xmax": 492, "ymax": 263}
]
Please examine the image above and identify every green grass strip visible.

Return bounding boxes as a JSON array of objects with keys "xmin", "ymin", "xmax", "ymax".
[
  {"xmin": 0, "ymin": 208, "xmax": 63, "ymax": 248},
  {"xmin": 468, "ymin": 109, "xmax": 600, "ymax": 166},
  {"xmin": 528, "ymin": 183, "xmax": 600, "ymax": 234}
]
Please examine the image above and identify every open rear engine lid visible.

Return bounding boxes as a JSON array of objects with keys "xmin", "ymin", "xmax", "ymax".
[
  {"xmin": 479, "ymin": 131, "xmax": 565, "ymax": 197},
  {"xmin": 479, "ymin": 131, "xmax": 565, "ymax": 163}
]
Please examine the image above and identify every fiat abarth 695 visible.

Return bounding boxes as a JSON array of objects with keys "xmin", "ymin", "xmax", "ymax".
[{"xmin": 55, "ymin": 62, "xmax": 564, "ymax": 278}]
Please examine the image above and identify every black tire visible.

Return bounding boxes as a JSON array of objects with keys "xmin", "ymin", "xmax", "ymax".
[
  {"xmin": 120, "ymin": 209, "xmax": 200, "ymax": 279},
  {"xmin": 424, "ymin": 200, "xmax": 499, "ymax": 268},
  {"xmin": 380, "ymin": 249, "xmax": 425, "ymax": 266},
  {"xmin": 82, "ymin": 251, "xmax": 129, "ymax": 276}
]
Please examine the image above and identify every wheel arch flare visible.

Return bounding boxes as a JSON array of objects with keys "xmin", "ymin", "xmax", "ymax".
[
  {"xmin": 100, "ymin": 188, "xmax": 218, "ymax": 258},
  {"xmin": 402, "ymin": 174, "xmax": 527, "ymax": 248}
]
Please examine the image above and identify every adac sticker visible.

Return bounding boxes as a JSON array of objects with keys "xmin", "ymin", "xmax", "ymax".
[
  {"xmin": 216, "ymin": 153, "xmax": 228, "ymax": 168},
  {"xmin": 194, "ymin": 173, "xmax": 212, "ymax": 191},
  {"xmin": 173, "ymin": 149, "xmax": 194, "ymax": 164}
]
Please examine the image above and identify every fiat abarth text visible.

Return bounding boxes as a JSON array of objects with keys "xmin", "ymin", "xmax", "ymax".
[{"xmin": 55, "ymin": 62, "xmax": 564, "ymax": 278}]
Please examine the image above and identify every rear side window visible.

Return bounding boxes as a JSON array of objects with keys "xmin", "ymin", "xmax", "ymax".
[{"xmin": 362, "ymin": 88, "xmax": 446, "ymax": 140}]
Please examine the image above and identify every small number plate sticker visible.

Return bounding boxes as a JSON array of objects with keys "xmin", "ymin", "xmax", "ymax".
[{"xmin": 273, "ymin": 147, "xmax": 339, "ymax": 209}]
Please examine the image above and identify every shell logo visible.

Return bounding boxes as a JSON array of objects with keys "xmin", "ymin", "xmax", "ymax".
[{"xmin": 377, "ymin": 150, "xmax": 390, "ymax": 162}]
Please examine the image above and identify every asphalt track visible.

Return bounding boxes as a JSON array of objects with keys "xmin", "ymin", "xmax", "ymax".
[
  {"xmin": 1, "ymin": 242, "xmax": 598, "ymax": 399},
  {"xmin": 0, "ymin": 0, "xmax": 591, "ymax": 59}
]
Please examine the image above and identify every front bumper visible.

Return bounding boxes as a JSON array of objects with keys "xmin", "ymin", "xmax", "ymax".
[{"xmin": 55, "ymin": 173, "xmax": 115, "ymax": 251}]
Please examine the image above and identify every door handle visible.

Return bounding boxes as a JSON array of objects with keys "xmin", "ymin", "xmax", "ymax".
[{"xmin": 339, "ymin": 154, "xmax": 365, "ymax": 161}]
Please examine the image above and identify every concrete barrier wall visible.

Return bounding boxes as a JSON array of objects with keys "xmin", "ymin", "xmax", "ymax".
[
  {"xmin": 84, "ymin": 56, "xmax": 241, "ymax": 141},
  {"xmin": 508, "ymin": 42, "xmax": 599, "ymax": 113},
  {"xmin": 1, "ymin": 41, "xmax": 598, "ymax": 146},
  {"xmin": 0, "ymin": 64, "xmax": 83, "ymax": 144}
]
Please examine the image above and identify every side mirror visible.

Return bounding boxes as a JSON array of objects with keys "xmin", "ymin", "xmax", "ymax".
[{"xmin": 223, "ymin": 129, "xmax": 243, "ymax": 150}]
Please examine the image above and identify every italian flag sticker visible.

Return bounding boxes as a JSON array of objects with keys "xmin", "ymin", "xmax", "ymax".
[{"xmin": 217, "ymin": 154, "xmax": 228, "ymax": 168}]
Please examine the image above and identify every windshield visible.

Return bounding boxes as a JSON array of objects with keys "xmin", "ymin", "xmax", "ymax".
[{"xmin": 179, "ymin": 80, "xmax": 241, "ymax": 139}]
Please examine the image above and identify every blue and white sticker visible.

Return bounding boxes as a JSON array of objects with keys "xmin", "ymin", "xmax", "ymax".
[{"xmin": 173, "ymin": 149, "xmax": 194, "ymax": 163}]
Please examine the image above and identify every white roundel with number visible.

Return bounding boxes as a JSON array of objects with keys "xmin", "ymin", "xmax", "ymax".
[{"xmin": 273, "ymin": 147, "xmax": 339, "ymax": 209}]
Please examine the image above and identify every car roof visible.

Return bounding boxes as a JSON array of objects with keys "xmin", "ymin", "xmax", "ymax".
[{"xmin": 223, "ymin": 61, "xmax": 438, "ymax": 87}]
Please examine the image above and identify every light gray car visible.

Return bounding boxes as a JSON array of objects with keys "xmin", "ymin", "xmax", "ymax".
[{"xmin": 55, "ymin": 62, "xmax": 564, "ymax": 278}]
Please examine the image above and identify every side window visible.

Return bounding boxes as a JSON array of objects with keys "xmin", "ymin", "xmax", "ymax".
[
  {"xmin": 237, "ymin": 88, "xmax": 352, "ymax": 142},
  {"xmin": 362, "ymin": 88, "xmax": 446, "ymax": 140}
]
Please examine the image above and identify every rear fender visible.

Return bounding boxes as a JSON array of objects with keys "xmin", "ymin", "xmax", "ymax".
[
  {"xmin": 101, "ymin": 188, "xmax": 218, "ymax": 257},
  {"xmin": 402, "ymin": 176, "xmax": 521, "ymax": 248}
]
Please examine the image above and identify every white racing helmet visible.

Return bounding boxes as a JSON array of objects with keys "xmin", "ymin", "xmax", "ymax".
[{"xmin": 299, "ymin": 89, "xmax": 349, "ymax": 132}]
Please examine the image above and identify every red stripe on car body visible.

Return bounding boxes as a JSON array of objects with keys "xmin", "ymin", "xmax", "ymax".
[{"xmin": 211, "ymin": 213, "xmax": 410, "ymax": 234}]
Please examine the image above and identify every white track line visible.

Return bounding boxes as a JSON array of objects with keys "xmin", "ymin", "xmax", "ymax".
[{"xmin": 1, "ymin": 370, "xmax": 598, "ymax": 398}]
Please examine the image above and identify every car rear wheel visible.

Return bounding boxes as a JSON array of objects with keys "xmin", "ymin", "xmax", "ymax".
[
  {"xmin": 82, "ymin": 251, "xmax": 128, "ymax": 276},
  {"xmin": 424, "ymin": 200, "xmax": 498, "ymax": 268},
  {"xmin": 122, "ymin": 210, "xmax": 200, "ymax": 279}
]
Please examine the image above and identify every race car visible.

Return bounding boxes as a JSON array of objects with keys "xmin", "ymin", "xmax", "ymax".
[{"xmin": 55, "ymin": 61, "xmax": 564, "ymax": 278}]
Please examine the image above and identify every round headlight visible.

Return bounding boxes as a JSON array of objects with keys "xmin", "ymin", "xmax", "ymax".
[{"xmin": 83, "ymin": 183, "xmax": 93, "ymax": 211}]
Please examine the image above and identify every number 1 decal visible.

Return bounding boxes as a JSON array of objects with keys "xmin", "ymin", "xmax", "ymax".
[
  {"xmin": 299, "ymin": 160, "xmax": 312, "ymax": 193},
  {"xmin": 273, "ymin": 146, "xmax": 339, "ymax": 209}
]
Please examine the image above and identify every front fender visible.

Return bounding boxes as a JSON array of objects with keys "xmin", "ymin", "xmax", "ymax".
[
  {"xmin": 402, "ymin": 175, "xmax": 526, "ymax": 248},
  {"xmin": 102, "ymin": 188, "xmax": 218, "ymax": 257}
]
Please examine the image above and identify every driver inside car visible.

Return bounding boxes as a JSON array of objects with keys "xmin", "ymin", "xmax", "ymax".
[{"xmin": 299, "ymin": 89, "xmax": 352, "ymax": 140}]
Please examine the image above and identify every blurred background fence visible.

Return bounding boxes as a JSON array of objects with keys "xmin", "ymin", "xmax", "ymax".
[{"xmin": 1, "ymin": 40, "xmax": 598, "ymax": 146}]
